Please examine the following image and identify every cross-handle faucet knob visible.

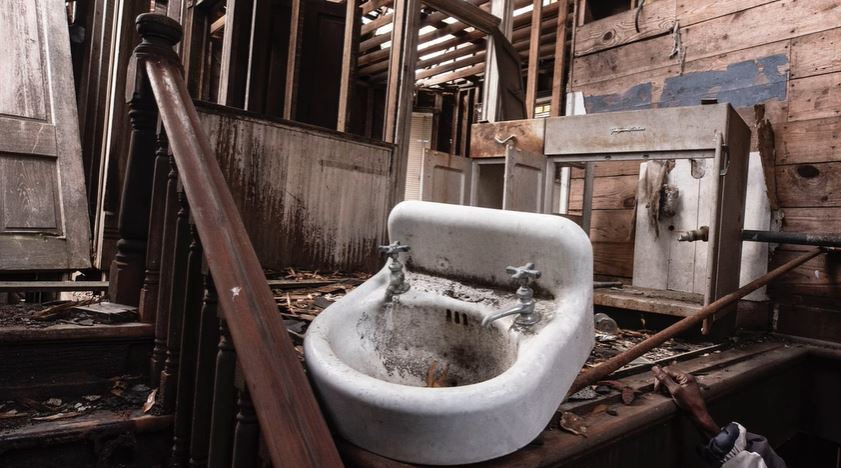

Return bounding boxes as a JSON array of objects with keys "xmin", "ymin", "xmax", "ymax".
[
  {"xmin": 505, "ymin": 263, "xmax": 541, "ymax": 286},
  {"xmin": 378, "ymin": 241, "xmax": 410, "ymax": 261}
]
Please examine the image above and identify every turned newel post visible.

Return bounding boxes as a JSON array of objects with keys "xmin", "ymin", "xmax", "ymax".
[{"xmin": 108, "ymin": 13, "xmax": 183, "ymax": 306}]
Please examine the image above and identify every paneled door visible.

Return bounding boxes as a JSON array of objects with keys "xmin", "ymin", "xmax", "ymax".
[{"xmin": 0, "ymin": 0, "xmax": 91, "ymax": 271}]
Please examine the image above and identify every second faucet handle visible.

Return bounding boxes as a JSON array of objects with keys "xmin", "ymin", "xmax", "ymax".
[
  {"xmin": 505, "ymin": 263, "xmax": 541, "ymax": 286},
  {"xmin": 378, "ymin": 241, "xmax": 411, "ymax": 261}
]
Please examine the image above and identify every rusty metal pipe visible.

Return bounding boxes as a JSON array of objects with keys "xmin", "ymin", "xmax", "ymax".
[
  {"xmin": 567, "ymin": 247, "xmax": 825, "ymax": 396},
  {"xmin": 742, "ymin": 230, "xmax": 841, "ymax": 248}
]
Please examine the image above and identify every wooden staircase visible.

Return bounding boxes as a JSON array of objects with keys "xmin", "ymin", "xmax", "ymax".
[
  {"xmin": 0, "ymin": 287, "xmax": 170, "ymax": 467},
  {"xmin": 1, "ymin": 11, "xmax": 343, "ymax": 468}
]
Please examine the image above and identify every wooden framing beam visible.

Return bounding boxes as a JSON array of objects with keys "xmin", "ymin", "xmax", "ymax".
[
  {"xmin": 361, "ymin": 0, "xmax": 393, "ymax": 15},
  {"xmin": 480, "ymin": 0, "xmax": 513, "ymax": 122},
  {"xmin": 422, "ymin": 0, "xmax": 500, "ymax": 34},
  {"xmin": 338, "ymin": 0, "xmax": 362, "ymax": 131},
  {"xmin": 549, "ymin": 0, "xmax": 569, "ymax": 116},
  {"xmin": 218, "ymin": 0, "xmax": 255, "ymax": 108},
  {"xmin": 244, "ymin": 0, "xmax": 270, "ymax": 112},
  {"xmin": 283, "ymin": 0, "xmax": 303, "ymax": 119},
  {"xmin": 360, "ymin": 0, "xmax": 491, "ymax": 52},
  {"xmin": 383, "ymin": 0, "xmax": 422, "ymax": 203},
  {"xmin": 524, "ymin": 0, "xmax": 542, "ymax": 118},
  {"xmin": 418, "ymin": 41, "xmax": 553, "ymax": 86},
  {"xmin": 358, "ymin": 0, "xmax": 552, "ymax": 72},
  {"xmin": 415, "ymin": 30, "xmax": 552, "ymax": 80}
]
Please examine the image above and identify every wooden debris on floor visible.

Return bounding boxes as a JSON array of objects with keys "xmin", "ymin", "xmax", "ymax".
[
  {"xmin": 0, "ymin": 375, "xmax": 152, "ymax": 431},
  {"xmin": 267, "ymin": 268, "xmax": 370, "ymax": 362},
  {"xmin": 0, "ymin": 290, "xmax": 111, "ymax": 329},
  {"xmin": 586, "ymin": 328, "xmax": 716, "ymax": 370},
  {"xmin": 559, "ymin": 411, "xmax": 588, "ymax": 437}
]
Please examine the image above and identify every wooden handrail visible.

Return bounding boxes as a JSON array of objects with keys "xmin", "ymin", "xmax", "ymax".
[{"xmin": 135, "ymin": 13, "xmax": 342, "ymax": 467}]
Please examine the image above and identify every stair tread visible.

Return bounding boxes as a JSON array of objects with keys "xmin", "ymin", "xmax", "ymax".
[{"xmin": 0, "ymin": 409, "xmax": 171, "ymax": 450}]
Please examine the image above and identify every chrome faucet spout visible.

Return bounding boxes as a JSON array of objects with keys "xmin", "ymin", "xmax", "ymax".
[
  {"xmin": 481, "ymin": 302, "xmax": 531, "ymax": 326},
  {"xmin": 483, "ymin": 263, "xmax": 542, "ymax": 327},
  {"xmin": 379, "ymin": 241, "xmax": 410, "ymax": 302}
]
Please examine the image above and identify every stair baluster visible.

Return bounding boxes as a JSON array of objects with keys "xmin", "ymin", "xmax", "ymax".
[
  {"xmin": 151, "ymin": 153, "xmax": 180, "ymax": 386},
  {"xmin": 172, "ymin": 223, "xmax": 206, "ymax": 466},
  {"xmin": 159, "ymin": 187, "xmax": 191, "ymax": 412},
  {"xmin": 189, "ymin": 276, "xmax": 220, "ymax": 468},
  {"xmin": 139, "ymin": 131, "xmax": 170, "ymax": 324},
  {"xmin": 231, "ymin": 387, "xmax": 260, "ymax": 468},
  {"xmin": 207, "ymin": 318, "xmax": 237, "ymax": 468}
]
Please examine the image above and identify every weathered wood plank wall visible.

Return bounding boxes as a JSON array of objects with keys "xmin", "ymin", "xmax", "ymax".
[
  {"xmin": 197, "ymin": 103, "xmax": 397, "ymax": 273},
  {"xmin": 570, "ymin": 0, "xmax": 841, "ymax": 340}
]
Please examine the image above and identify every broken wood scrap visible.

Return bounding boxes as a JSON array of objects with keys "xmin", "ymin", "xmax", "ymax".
[
  {"xmin": 559, "ymin": 411, "xmax": 587, "ymax": 437},
  {"xmin": 598, "ymin": 380, "xmax": 638, "ymax": 405},
  {"xmin": 31, "ymin": 298, "xmax": 101, "ymax": 321}
]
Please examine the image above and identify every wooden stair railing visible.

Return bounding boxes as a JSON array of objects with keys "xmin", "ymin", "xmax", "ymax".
[{"xmin": 107, "ymin": 12, "xmax": 343, "ymax": 468}]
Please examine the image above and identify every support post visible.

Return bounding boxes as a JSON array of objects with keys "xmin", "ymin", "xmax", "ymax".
[
  {"xmin": 283, "ymin": 0, "xmax": 303, "ymax": 119},
  {"xmin": 337, "ymin": 0, "xmax": 361, "ymax": 132},
  {"xmin": 383, "ymin": 0, "xmax": 421, "ymax": 203},
  {"xmin": 108, "ymin": 53, "xmax": 159, "ymax": 306},
  {"xmin": 218, "ymin": 0, "xmax": 254, "ymax": 107},
  {"xmin": 480, "ymin": 0, "xmax": 513, "ymax": 122},
  {"xmin": 525, "ymin": 0, "xmax": 542, "ymax": 118},
  {"xmin": 549, "ymin": 0, "xmax": 569, "ymax": 117}
]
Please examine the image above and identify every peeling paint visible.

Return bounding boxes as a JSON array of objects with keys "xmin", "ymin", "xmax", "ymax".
[
  {"xmin": 583, "ymin": 55, "xmax": 789, "ymax": 114},
  {"xmin": 585, "ymin": 83, "xmax": 653, "ymax": 114},
  {"xmin": 660, "ymin": 55, "xmax": 788, "ymax": 108}
]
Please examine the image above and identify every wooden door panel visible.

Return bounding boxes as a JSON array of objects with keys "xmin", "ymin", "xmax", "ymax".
[
  {"xmin": 0, "ymin": 1, "xmax": 49, "ymax": 120},
  {"xmin": 0, "ymin": 0, "xmax": 91, "ymax": 271},
  {"xmin": 420, "ymin": 149, "xmax": 472, "ymax": 205},
  {"xmin": 1, "ymin": 156, "xmax": 61, "ymax": 232},
  {"xmin": 503, "ymin": 145, "xmax": 546, "ymax": 212}
]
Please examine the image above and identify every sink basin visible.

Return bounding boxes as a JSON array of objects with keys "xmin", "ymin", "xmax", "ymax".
[{"xmin": 305, "ymin": 201, "xmax": 593, "ymax": 465}]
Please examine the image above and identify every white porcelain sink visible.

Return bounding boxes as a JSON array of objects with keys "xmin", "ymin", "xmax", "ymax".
[{"xmin": 304, "ymin": 201, "xmax": 593, "ymax": 465}]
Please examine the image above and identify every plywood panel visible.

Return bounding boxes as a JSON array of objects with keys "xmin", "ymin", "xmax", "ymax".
[
  {"xmin": 198, "ymin": 104, "xmax": 396, "ymax": 272},
  {"xmin": 790, "ymin": 28, "xmax": 841, "ymax": 79},
  {"xmin": 776, "ymin": 117, "xmax": 841, "ymax": 165},
  {"xmin": 788, "ymin": 73, "xmax": 841, "ymax": 122},
  {"xmin": 776, "ymin": 161, "xmax": 841, "ymax": 208}
]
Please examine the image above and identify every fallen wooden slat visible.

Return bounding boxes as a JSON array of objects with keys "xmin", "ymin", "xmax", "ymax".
[
  {"xmin": 0, "ymin": 281, "xmax": 109, "ymax": 292},
  {"xmin": 0, "ymin": 279, "xmax": 358, "ymax": 293}
]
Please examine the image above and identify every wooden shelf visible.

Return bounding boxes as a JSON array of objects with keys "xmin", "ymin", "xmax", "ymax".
[{"xmin": 594, "ymin": 285, "xmax": 704, "ymax": 317}]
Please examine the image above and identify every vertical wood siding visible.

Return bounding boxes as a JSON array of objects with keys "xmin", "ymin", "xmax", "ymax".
[{"xmin": 197, "ymin": 104, "xmax": 397, "ymax": 273}]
